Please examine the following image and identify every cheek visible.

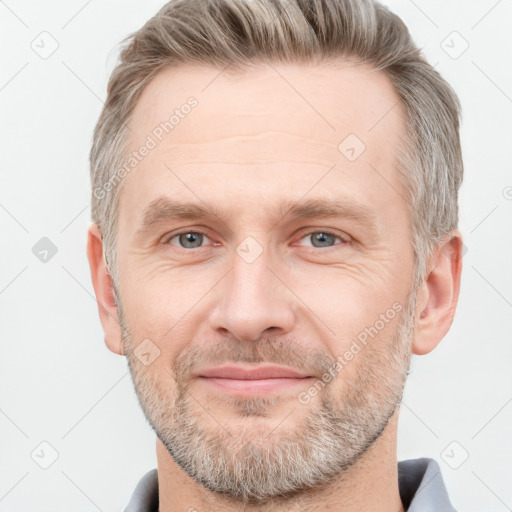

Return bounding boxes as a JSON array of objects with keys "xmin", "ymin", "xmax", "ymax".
[
  {"xmin": 290, "ymin": 260, "xmax": 401, "ymax": 329},
  {"xmin": 122, "ymin": 262, "xmax": 192, "ymax": 319},
  {"xmin": 120, "ymin": 268, "xmax": 213, "ymax": 360}
]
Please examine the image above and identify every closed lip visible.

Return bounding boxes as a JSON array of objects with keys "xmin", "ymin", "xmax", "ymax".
[{"xmin": 197, "ymin": 365, "xmax": 311, "ymax": 380}]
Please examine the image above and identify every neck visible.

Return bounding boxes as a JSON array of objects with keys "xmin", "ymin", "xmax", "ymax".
[{"xmin": 156, "ymin": 409, "xmax": 404, "ymax": 512}]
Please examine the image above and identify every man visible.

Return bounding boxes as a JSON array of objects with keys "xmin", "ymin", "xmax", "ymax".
[{"xmin": 87, "ymin": 0, "xmax": 463, "ymax": 510}]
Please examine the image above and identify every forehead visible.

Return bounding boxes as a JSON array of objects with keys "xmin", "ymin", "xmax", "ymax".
[
  {"xmin": 129, "ymin": 60, "xmax": 404, "ymax": 148},
  {"xmin": 120, "ymin": 61, "xmax": 407, "ymax": 229}
]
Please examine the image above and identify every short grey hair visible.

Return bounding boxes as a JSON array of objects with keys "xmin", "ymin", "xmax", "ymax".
[{"xmin": 90, "ymin": 0, "xmax": 463, "ymax": 293}]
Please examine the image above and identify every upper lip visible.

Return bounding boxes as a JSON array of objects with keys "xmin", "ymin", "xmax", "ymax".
[{"xmin": 197, "ymin": 365, "xmax": 310, "ymax": 380}]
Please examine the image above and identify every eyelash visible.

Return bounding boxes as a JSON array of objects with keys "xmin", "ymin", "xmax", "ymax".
[{"xmin": 164, "ymin": 229, "xmax": 349, "ymax": 250}]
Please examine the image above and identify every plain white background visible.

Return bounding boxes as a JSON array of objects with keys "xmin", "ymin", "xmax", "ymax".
[{"xmin": 1, "ymin": 0, "xmax": 511, "ymax": 510}]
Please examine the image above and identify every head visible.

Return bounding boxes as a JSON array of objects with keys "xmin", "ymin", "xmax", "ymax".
[{"xmin": 87, "ymin": 0, "xmax": 463, "ymax": 505}]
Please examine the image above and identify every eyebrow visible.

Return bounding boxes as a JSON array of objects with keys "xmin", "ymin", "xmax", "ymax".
[{"xmin": 135, "ymin": 195, "xmax": 377, "ymax": 237}]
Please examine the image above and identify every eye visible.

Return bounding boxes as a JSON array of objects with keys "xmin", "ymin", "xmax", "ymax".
[
  {"xmin": 167, "ymin": 231, "xmax": 210, "ymax": 249},
  {"xmin": 297, "ymin": 230, "xmax": 348, "ymax": 249},
  {"xmin": 164, "ymin": 229, "xmax": 349, "ymax": 251}
]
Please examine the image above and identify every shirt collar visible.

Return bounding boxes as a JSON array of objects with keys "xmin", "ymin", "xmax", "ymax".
[
  {"xmin": 398, "ymin": 458, "xmax": 457, "ymax": 511},
  {"xmin": 124, "ymin": 457, "xmax": 456, "ymax": 511}
]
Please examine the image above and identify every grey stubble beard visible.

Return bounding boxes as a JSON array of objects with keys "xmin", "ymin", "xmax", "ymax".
[{"xmin": 120, "ymin": 292, "xmax": 416, "ymax": 505}]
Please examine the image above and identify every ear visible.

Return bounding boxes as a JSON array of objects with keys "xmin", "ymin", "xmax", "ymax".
[
  {"xmin": 412, "ymin": 230, "xmax": 463, "ymax": 355},
  {"xmin": 86, "ymin": 223, "xmax": 124, "ymax": 356}
]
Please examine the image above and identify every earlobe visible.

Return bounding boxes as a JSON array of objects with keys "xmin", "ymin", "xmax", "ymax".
[
  {"xmin": 86, "ymin": 223, "xmax": 124, "ymax": 356},
  {"xmin": 412, "ymin": 231, "xmax": 463, "ymax": 356}
]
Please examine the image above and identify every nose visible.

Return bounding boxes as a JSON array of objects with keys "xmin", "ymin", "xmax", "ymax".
[{"xmin": 208, "ymin": 247, "xmax": 295, "ymax": 342}]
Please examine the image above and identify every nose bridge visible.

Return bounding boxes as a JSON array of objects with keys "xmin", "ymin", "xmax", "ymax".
[{"xmin": 209, "ymin": 236, "xmax": 295, "ymax": 341}]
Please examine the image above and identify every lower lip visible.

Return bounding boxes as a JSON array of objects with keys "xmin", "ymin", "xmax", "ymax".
[{"xmin": 198, "ymin": 377, "xmax": 314, "ymax": 394}]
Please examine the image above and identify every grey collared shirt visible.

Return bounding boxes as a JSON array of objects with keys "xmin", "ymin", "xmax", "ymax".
[{"xmin": 124, "ymin": 457, "xmax": 457, "ymax": 511}]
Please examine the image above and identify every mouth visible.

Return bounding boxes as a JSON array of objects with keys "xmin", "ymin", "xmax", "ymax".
[{"xmin": 196, "ymin": 365, "xmax": 315, "ymax": 395}]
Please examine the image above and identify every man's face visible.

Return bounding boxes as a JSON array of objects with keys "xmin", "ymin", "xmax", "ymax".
[{"xmin": 115, "ymin": 62, "xmax": 417, "ymax": 502}]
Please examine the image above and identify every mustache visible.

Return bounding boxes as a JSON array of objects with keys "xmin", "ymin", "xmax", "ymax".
[
  {"xmin": 171, "ymin": 337, "xmax": 336, "ymax": 382},
  {"xmin": 120, "ymin": 318, "xmax": 340, "ymax": 383}
]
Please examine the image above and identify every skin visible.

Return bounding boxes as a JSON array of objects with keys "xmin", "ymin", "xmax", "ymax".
[{"xmin": 87, "ymin": 61, "xmax": 463, "ymax": 512}]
